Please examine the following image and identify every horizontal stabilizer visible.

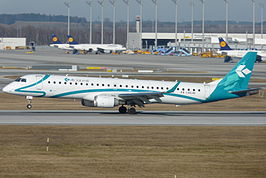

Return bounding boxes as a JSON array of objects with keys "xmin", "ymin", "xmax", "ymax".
[{"xmin": 229, "ymin": 88, "xmax": 261, "ymax": 95}]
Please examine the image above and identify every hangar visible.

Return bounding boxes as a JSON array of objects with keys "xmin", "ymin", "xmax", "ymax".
[{"xmin": 0, "ymin": 38, "xmax": 26, "ymax": 50}]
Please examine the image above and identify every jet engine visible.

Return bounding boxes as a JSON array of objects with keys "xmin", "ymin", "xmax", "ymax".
[{"xmin": 81, "ymin": 95, "xmax": 120, "ymax": 108}]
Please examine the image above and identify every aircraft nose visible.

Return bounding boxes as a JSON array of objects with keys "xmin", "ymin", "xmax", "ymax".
[{"xmin": 2, "ymin": 84, "xmax": 12, "ymax": 93}]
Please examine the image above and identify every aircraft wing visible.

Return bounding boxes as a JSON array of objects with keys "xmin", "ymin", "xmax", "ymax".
[{"xmin": 118, "ymin": 92, "xmax": 164, "ymax": 107}]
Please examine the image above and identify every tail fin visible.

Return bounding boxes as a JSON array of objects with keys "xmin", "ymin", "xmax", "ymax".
[
  {"xmin": 218, "ymin": 37, "xmax": 232, "ymax": 50},
  {"xmin": 207, "ymin": 52, "xmax": 257, "ymax": 101},
  {"xmin": 51, "ymin": 34, "xmax": 62, "ymax": 44},
  {"xmin": 67, "ymin": 35, "xmax": 78, "ymax": 45}
]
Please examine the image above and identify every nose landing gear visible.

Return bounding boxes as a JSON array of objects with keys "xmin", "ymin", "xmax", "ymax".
[{"xmin": 26, "ymin": 96, "xmax": 33, "ymax": 109}]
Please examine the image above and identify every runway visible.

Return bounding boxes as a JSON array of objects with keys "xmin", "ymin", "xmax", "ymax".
[{"xmin": 0, "ymin": 110, "xmax": 265, "ymax": 126}]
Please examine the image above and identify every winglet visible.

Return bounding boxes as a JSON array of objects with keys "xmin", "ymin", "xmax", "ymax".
[{"xmin": 166, "ymin": 82, "xmax": 181, "ymax": 93}]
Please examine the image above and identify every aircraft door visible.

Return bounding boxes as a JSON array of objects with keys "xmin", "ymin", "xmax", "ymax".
[{"xmin": 35, "ymin": 75, "xmax": 43, "ymax": 90}]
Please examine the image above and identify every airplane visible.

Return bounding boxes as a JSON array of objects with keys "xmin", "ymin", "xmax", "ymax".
[
  {"xmin": 217, "ymin": 37, "xmax": 266, "ymax": 62},
  {"xmin": 49, "ymin": 34, "xmax": 72, "ymax": 50},
  {"xmin": 2, "ymin": 52, "xmax": 260, "ymax": 114},
  {"xmin": 66, "ymin": 35, "xmax": 127, "ymax": 54}
]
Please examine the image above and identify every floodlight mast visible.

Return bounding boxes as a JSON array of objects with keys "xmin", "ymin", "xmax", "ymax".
[
  {"xmin": 190, "ymin": 0, "xmax": 194, "ymax": 43},
  {"xmin": 136, "ymin": 0, "xmax": 143, "ymax": 49},
  {"xmin": 151, "ymin": 0, "xmax": 158, "ymax": 49},
  {"xmin": 224, "ymin": 0, "xmax": 229, "ymax": 42},
  {"xmin": 98, "ymin": 0, "xmax": 104, "ymax": 44},
  {"xmin": 64, "ymin": 2, "xmax": 70, "ymax": 36},
  {"xmin": 171, "ymin": 0, "xmax": 179, "ymax": 46},
  {"xmin": 122, "ymin": 0, "xmax": 130, "ymax": 49},
  {"xmin": 252, "ymin": 0, "xmax": 255, "ymax": 47},
  {"xmin": 86, "ymin": 1, "xmax": 93, "ymax": 44},
  {"xmin": 260, "ymin": 3, "xmax": 264, "ymax": 39},
  {"xmin": 109, "ymin": 0, "xmax": 116, "ymax": 44},
  {"xmin": 200, "ymin": 0, "xmax": 205, "ymax": 52}
]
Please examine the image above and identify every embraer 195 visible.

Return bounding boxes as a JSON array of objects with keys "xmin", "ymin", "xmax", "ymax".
[{"xmin": 2, "ymin": 52, "xmax": 260, "ymax": 114}]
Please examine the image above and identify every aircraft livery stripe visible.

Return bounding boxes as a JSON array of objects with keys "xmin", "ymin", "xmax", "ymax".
[
  {"xmin": 51, "ymin": 88, "xmax": 205, "ymax": 102},
  {"xmin": 15, "ymin": 75, "xmax": 50, "ymax": 97}
]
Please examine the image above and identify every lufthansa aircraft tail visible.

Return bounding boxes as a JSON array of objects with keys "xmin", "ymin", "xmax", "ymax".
[
  {"xmin": 67, "ymin": 35, "xmax": 78, "ymax": 45},
  {"xmin": 51, "ymin": 34, "xmax": 62, "ymax": 44},
  {"xmin": 207, "ymin": 52, "xmax": 259, "ymax": 102},
  {"xmin": 218, "ymin": 37, "xmax": 232, "ymax": 50}
]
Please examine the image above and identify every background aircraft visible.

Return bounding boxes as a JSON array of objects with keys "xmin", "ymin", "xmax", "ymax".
[
  {"xmin": 2, "ymin": 52, "xmax": 260, "ymax": 114},
  {"xmin": 218, "ymin": 37, "xmax": 266, "ymax": 62}
]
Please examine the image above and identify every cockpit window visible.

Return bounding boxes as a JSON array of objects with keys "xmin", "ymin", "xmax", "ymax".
[
  {"xmin": 14, "ymin": 78, "xmax": 26, "ymax": 82},
  {"xmin": 15, "ymin": 78, "xmax": 21, "ymax": 82}
]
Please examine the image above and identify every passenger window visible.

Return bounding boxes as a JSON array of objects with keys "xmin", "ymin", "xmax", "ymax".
[
  {"xmin": 151, "ymin": 87, "xmax": 154, "ymax": 89},
  {"xmin": 97, "ymin": 84, "xmax": 99, "ymax": 86},
  {"xmin": 120, "ymin": 85, "xmax": 122, "ymax": 87},
  {"xmin": 182, "ymin": 88, "xmax": 185, "ymax": 91},
  {"xmin": 147, "ymin": 86, "xmax": 149, "ymax": 89},
  {"xmin": 136, "ymin": 86, "xmax": 139, "ymax": 88},
  {"xmin": 64, "ymin": 82, "xmax": 67, "ymax": 84},
  {"xmin": 193, "ymin": 89, "xmax": 195, "ymax": 91},
  {"xmin": 102, "ymin": 84, "xmax": 105, "ymax": 86},
  {"xmin": 142, "ymin": 86, "xmax": 144, "ymax": 89},
  {"xmin": 126, "ymin": 85, "xmax": 128, "ymax": 88},
  {"xmin": 75, "ymin": 83, "xmax": 78, "ymax": 85},
  {"xmin": 108, "ymin": 84, "xmax": 110, "ymax": 87},
  {"xmin": 198, "ymin": 89, "xmax": 201, "ymax": 92},
  {"xmin": 161, "ymin": 87, "xmax": 164, "ymax": 90},
  {"xmin": 91, "ymin": 83, "xmax": 94, "ymax": 86},
  {"xmin": 86, "ymin": 83, "xmax": 88, "ymax": 86},
  {"xmin": 157, "ymin": 87, "xmax": 159, "ymax": 89},
  {"xmin": 70, "ymin": 82, "xmax": 72, "ymax": 85},
  {"xmin": 59, "ymin": 82, "xmax": 61, "ymax": 84},
  {"xmin": 177, "ymin": 88, "xmax": 179, "ymax": 90},
  {"xmin": 188, "ymin": 89, "xmax": 190, "ymax": 91},
  {"xmin": 114, "ymin": 85, "xmax": 116, "ymax": 87},
  {"xmin": 53, "ymin": 81, "xmax": 56, "ymax": 84},
  {"xmin": 166, "ymin": 87, "xmax": 169, "ymax": 90},
  {"xmin": 80, "ymin": 83, "xmax": 83, "ymax": 85},
  {"xmin": 48, "ymin": 81, "xmax": 51, "ymax": 84},
  {"xmin": 131, "ymin": 86, "xmax": 134, "ymax": 88}
]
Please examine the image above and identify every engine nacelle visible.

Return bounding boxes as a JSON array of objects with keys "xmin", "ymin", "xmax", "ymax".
[{"xmin": 81, "ymin": 95, "xmax": 119, "ymax": 108}]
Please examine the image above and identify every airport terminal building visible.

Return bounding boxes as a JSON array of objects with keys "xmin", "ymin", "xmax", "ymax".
[{"xmin": 128, "ymin": 32, "xmax": 266, "ymax": 52}]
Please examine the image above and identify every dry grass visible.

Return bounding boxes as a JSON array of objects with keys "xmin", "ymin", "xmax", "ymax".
[
  {"xmin": 0, "ymin": 90, "xmax": 265, "ymax": 111},
  {"xmin": 0, "ymin": 126, "xmax": 265, "ymax": 178}
]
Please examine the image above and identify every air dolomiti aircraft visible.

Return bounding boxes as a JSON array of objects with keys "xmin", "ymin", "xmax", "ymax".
[{"xmin": 2, "ymin": 52, "xmax": 259, "ymax": 114}]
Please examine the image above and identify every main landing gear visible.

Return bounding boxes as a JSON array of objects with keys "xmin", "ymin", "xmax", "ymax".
[
  {"xmin": 26, "ymin": 96, "xmax": 33, "ymax": 109},
  {"xmin": 118, "ymin": 106, "xmax": 137, "ymax": 114}
]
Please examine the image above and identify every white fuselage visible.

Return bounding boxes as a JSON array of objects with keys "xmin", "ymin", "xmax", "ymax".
[
  {"xmin": 3, "ymin": 74, "xmax": 214, "ymax": 106},
  {"xmin": 69, "ymin": 44, "xmax": 127, "ymax": 53},
  {"xmin": 218, "ymin": 49, "xmax": 266, "ymax": 60}
]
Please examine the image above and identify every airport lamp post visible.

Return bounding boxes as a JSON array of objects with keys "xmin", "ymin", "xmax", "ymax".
[
  {"xmin": 136, "ymin": 0, "xmax": 143, "ymax": 49},
  {"xmin": 200, "ymin": 0, "xmax": 205, "ymax": 52},
  {"xmin": 224, "ymin": 0, "xmax": 229, "ymax": 42},
  {"xmin": 123, "ymin": 0, "xmax": 130, "ymax": 49},
  {"xmin": 86, "ymin": 1, "xmax": 93, "ymax": 44},
  {"xmin": 109, "ymin": 0, "xmax": 116, "ymax": 44},
  {"xmin": 190, "ymin": 0, "xmax": 194, "ymax": 43},
  {"xmin": 171, "ymin": 0, "xmax": 179, "ymax": 47},
  {"xmin": 252, "ymin": 0, "xmax": 255, "ymax": 47},
  {"xmin": 151, "ymin": 0, "xmax": 158, "ymax": 49},
  {"xmin": 260, "ymin": 3, "xmax": 264, "ymax": 39},
  {"xmin": 64, "ymin": 2, "xmax": 70, "ymax": 36},
  {"xmin": 98, "ymin": 0, "xmax": 104, "ymax": 44}
]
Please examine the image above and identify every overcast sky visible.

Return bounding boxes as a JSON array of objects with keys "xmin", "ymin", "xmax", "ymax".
[{"xmin": 1, "ymin": 0, "xmax": 266, "ymax": 22}]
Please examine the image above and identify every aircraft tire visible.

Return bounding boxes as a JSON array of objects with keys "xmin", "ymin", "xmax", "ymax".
[
  {"xmin": 26, "ymin": 104, "xmax": 32, "ymax": 109},
  {"xmin": 128, "ymin": 107, "xmax": 136, "ymax": 114},
  {"xmin": 119, "ymin": 106, "xmax": 127, "ymax": 114}
]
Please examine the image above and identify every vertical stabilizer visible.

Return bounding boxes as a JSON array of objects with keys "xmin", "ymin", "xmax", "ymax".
[
  {"xmin": 218, "ymin": 37, "xmax": 232, "ymax": 50},
  {"xmin": 207, "ymin": 52, "xmax": 257, "ymax": 101}
]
